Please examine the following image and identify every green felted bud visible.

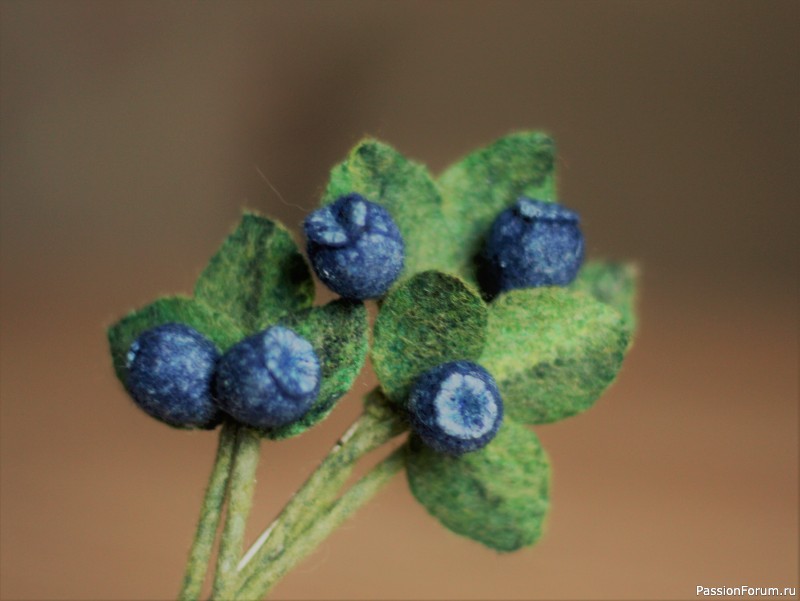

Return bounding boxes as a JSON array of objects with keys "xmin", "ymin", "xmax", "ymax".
[
  {"xmin": 259, "ymin": 299, "xmax": 369, "ymax": 440},
  {"xmin": 107, "ymin": 296, "xmax": 244, "ymax": 386},
  {"xmin": 570, "ymin": 260, "xmax": 639, "ymax": 334},
  {"xmin": 322, "ymin": 139, "xmax": 459, "ymax": 277},
  {"xmin": 437, "ymin": 131, "xmax": 557, "ymax": 284},
  {"xmin": 407, "ymin": 419, "xmax": 550, "ymax": 552},
  {"xmin": 482, "ymin": 287, "xmax": 629, "ymax": 425},
  {"xmin": 194, "ymin": 212, "xmax": 314, "ymax": 334},
  {"xmin": 372, "ymin": 271, "xmax": 488, "ymax": 405}
]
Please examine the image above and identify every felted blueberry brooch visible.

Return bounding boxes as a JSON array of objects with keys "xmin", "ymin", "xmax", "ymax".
[{"xmin": 107, "ymin": 131, "xmax": 638, "ymax": 600}]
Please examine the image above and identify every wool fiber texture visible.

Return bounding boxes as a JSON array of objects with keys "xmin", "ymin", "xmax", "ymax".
[
  {"xmin": 108, "ymin": 296, "xmax": 243, "ymax": 387},
  {"xmin": 215, "ymin": 326, "xmax": 321, "ymax": 429},
  {"xmin": 371, "ymin": 271, "xmax": 488, "ymax": 405},
  {"xmin": 408, "ymin": 361, "xmax": 503, "ymax": 456},
  {"xmin": 437, "ymin": 132, "xmax": 558, "ymax": 285},
  {"xmin": 305, "ymin": 194, "xmax": 404, "ymax": 299},
  {"xmin": 125, "ymin": 323, "xmax": 221, "ymax": 429},
  {"xmin": 481, "ymin": 197, "xmax": 584, "ymax": 295},
  {"xmin": 195, "ymin": 213, "xmax": 314, "ymax": 333},
  {"xmin": 322, "ymin": 139, "xmax": 458, "ymax": 278},
  {"xmin": 570, "ymin": 260, "xmax": 639, "ymax": 334},
  {"xmin": 321, "ymin": 133, "xmax": 561, "ymax": 291},
  {"xmin": 407, "ymin": 419, "xmax": 550, "ymax": 552},
  {"xmin": 481, "ymin": 287, "xmax": 629, "ymax": 424},
  {"xmin": 264, "ymin": 299, "xmax": 369, "ymax": 440}
]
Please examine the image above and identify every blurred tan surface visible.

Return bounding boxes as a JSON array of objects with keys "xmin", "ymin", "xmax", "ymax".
[{"xmin": 1, "ymin": 2, "xmax": 797, "ymax": 599}]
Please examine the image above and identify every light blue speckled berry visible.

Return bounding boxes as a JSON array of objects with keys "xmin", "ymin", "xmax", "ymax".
[
  {"xmin": 483, "ymin": 197, "xmax": 584, "ymax": 295},
  {"xmin": 125, "ymin": 323, "xmax": 221, "ymax": 429}
]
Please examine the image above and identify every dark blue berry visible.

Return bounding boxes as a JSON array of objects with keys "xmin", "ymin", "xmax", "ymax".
[
  {"xmin": 125, "ymin": 323, "xmax": 221, "ymax": 429},
  {"xmin": 304, "ymin": 193, "xmax": 405, "ymax": 299},
  {"xmin": 482, "ymin": 197, "xmax": 584, "ymax": 295},
  {"xmin": 214, "ymin": 325, "xmax": 321, "ymax": 429},
  {"xmin": 408, "ymin": 361, "xmax": 503, "ymax": 456}
]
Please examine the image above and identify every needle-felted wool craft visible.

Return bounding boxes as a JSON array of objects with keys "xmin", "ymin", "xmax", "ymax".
[
  {"xmin": 107, "ymin": 131, "xmax": 639, "ymax": 600},
  {"xmin": 304, "ymin": 193, "xmax": 405, "ymax": 299},
  {"xmin": 408, "ymin": 360, "xmax": 503, "ymax": 456},
  {"xmin": 482, "ymin": 197, "xmax": 584, "ymax": 294},
  {"xmin": 214, "ymin": 325, "xmax": 321, "ymax": 429},
  {"xmin": 125, "ymin": 323, "xmax": 221, "ymax": 429}
]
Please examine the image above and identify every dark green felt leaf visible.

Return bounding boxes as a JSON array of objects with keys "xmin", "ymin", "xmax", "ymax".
[
  {"xmin": 107, "ymin": 296, "xmax": 244, "ymax": 386},
  {"xmin": 437, "ymin": 131, "xmax": 557, "ymax": 283},
  {"xmin": 322, "ymin": 138, "xmax": 459, "ymax": 277},
  {"xmin": 482, "ymin": 287, "xmax": 629, "ymax": 424},
  {"xmin": 570, "ymin": 260, "xmax": 639, "ymax": 333},
  {"xmin": 407, "ymin": 419, "xmax": 550, "ymax": 552},
  {"xmin": 372, "ymin": 271, "xmax": 488, "ymax": 405},
  {"xmin": 194, "ymin": 213, "xmax": 314, "ymax": 334},
  {"xmin": 258, "ymin": 299, "xmax": 369, "ymax": 440}
]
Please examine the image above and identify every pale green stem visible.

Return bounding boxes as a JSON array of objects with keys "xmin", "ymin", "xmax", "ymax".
[
  {"xmin": 210, "ymin": 425, "xmax": 262, "ymax": 600},
  {"xmin": 235, "ymin": 395, "xmax": 406, "ymax": 588},
  {"xmin": 178, "ymin": 420, "xmax": 238, "ymax": 601},
  {"xmin": 237, "ymin": 445, "xmax": 407, "ymax": 599}
]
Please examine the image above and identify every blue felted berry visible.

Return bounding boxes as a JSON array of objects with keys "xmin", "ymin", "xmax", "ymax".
[
  {"xmin": 408, "ymin": 360, "xmax": 504, "ymax": 456},
  {"xmin": 305, "ymin": 193, "xmax": 405, "ymax": 299},
  {"xmin": 214, "ymin": 325, "xmax": 321, "ymax": 429},
  {"xmin": 482, "ymin": 197, "xmax": 584, "ymax": 295},
  {"xmin": 125, "ymin": 323, "xmax": 221, "ymax": 429}
]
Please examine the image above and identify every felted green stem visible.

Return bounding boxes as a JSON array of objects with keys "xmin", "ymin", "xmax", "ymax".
[
  {"xmin": 178, "ymin": 421, "xmax": 239, "ymax": 601},
  {"xmin": 235, "ymin": 394, "xmax": 407, "ymax": 588},
  {"xmin": 210, "ymin": 425, "xmax": 262, "ymax": 600},
  {"xmin": 237, "ymin": 445, "xmax": 407, "ymax": 599}
]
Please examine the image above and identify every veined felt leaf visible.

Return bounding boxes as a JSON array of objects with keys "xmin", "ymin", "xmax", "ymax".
[
  {"xmin": 322, "ymin": 138, "xmax": 459, "ymax": 276},
  {"xmin": 194, "ymin": 213, "xmax": 314, "ymax": 334},
  {"xmin": 437, "ymin": 131, "xmax": 557, "ymax": 283},
  {"xmin": 372, "ymin": 271, "xmax": 488, "ymax": 406},
  {"xmin": 407, "ymin": 419, "xmax": 550, "ymax": 552},
  {"xmin": 570, "ymin": 260, "xmax": 639, "ymax": 333},
  {"xmin": 482, "ymin": 287, "xmax": 629, "ymax": 425},
  {"xmin": 259, "ymin": 299, "xmax": 369, "ymax": 440},
  {"xmin": 107, "ymin": 296, "xmax": 244, "ymax": 386}
]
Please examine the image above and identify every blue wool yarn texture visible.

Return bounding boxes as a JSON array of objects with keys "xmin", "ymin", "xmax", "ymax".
[
  {"xmin": 125, "ymin": 323, "xmax": 222, "ymax": 429},
  {"xmin": 408, "ymin": 361, "xmax": 504, "ymax": 456},
  {"xmin": 215, "ymin": 325, "xmax": 321, "ymax": 429},
  {"xmin": 482, "ymin": 197, "xmax": 584, "ymax": 295},
  {"xmin": 304, "ymin": 193, "xmax": 405, "ymax": 299}
]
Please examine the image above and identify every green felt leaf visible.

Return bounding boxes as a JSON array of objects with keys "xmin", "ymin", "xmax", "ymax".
[
  {"xmin": 437, "ymin": 131, "xmax": 557, "ymax": 283},
  {"xmin": 407, "ymin": 419, "xmax": 550, "ymax": 552},
  {"xmin": 482, "ymin": 287, "xmax": 629, "ymax": 425},
  {"xmin": 372, "ymin": 271, "xmax": 488, "ymax": 405},
  {"xmin": 570, "ymin": 260, "xmax": 639, "ymax": 333},
  {"xmin": 107, "ymin": 296, "xmax": 244, "ymax": 386},
  {"xmin": 259, "ymin": 299, "xmax": 369, "ymax": 440},
  {"xmin": 194, "ymin": 213, "xmax": 314, "ymax": 334},
  {"xmin": 322, "ymin": 138, "xmax": 459, "ymax": 277}
]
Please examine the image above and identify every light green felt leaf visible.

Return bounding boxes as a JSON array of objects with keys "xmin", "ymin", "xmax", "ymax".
[
  {"xmin": 407, "ymin": 419, "xmax": 550, "ymax": 552},
  {"xmin": 194, "ymin": 213, "xmax": 314, "ymax": 334},
  {"xmin": 258, "ymin": 299, "xmax": 369, "ymax": 440},
  {"xmin": 482, "ymin": 287, "xmax": 629, "ymax": 424},
  {"xmin": 322, "ymin": 138, "xmax": 459, "ymax": 277},
  {"xmin": 372, "ymin": 271, "xmax": 488, "ymax": 405},
  {"xmin": 570, "ymin": 260, "xmax": 639, "ymax": 334},
  {"xmin": 107, "ymin": 296, "xmax": 244, "ymax": 386},
  {"xmin": 437, "ymin": 131, "xmax": 557, "ymax": 283}
]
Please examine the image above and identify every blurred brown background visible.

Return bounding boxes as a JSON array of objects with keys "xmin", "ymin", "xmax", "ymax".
[{"xmin": 1, "ymin": 1, "xmax": 797, "ymax": 599}]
